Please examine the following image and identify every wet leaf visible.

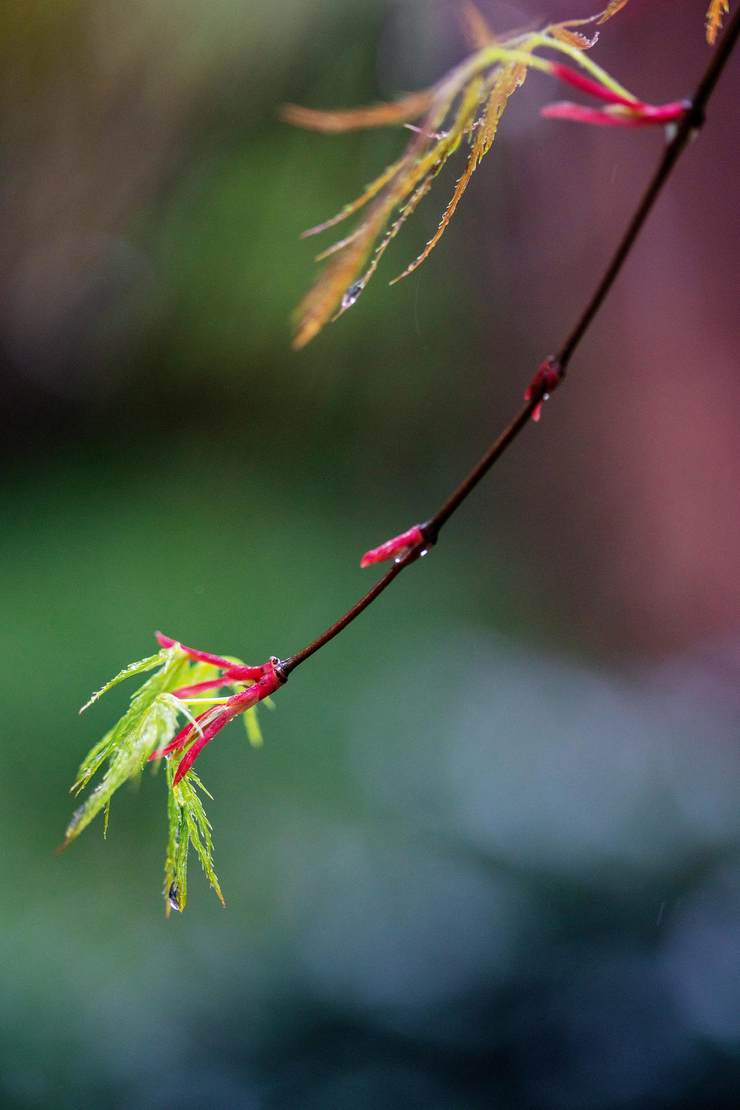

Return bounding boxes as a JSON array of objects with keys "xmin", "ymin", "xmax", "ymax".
[
  {"xmin": 707, "ymin": 0, "xmax": 730, "ymax": 44},
  {"xmin": 280, "ymin": 90, "xmax": 434, "ymax": 133},
  {"xmin": 286, "ymin": 8, "xmax": 638, "ymax": 347}
]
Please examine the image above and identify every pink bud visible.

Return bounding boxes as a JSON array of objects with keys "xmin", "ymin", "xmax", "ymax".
[
  {"xmin": 525, "ymin": 358, "xmax": 563, "ymax": 423},
  {"xmin": 360, "ymin": 524, "xmax": 425, "ymax": 568}
]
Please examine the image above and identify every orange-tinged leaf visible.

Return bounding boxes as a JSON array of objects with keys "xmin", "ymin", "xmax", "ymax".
[
  {"xmin": 479, "ymin": 62, "xmax": 527, "ymax": 156},
  {"xmin": 597, "ymin": 0, "xmax": 631, "ymax": 23},
  {"xmin": 301, "ymin": 157, "xmax": 406, "ymax": 239},
  {"xmin": 550, "ymin": 24, "xmax": 599, "ymax": 50},
  {"xmin": 346, "ymin": 172, "xmax": 438, "ymax": 304},
  {"xmin": 281, "ymin": 90, "xmax": 434, "ymax": 133},
  {"xmin": 314, "ymin": 228, "xmax": 363, "ymax": 263},
  {"xmin": 292, "ymin": 78, "xmax": 486, "ymax": 346},
  {"xmin": 351, "ymin": 87, "xmax": 486, "ymax": 300},
  {"xmin": 389, "ymin": 149, "xmax": 482, "ymax": 287},
  {"xmin": 706, "ymin": 0, "xmax": 730, "ymax": 44},
  {"xmin": 290, "ymin": 2, "xmax": 640, "ymax": 346},
  {"xmin": 546, "ymin": 1, "xmax": 633, "ymax": 47},
  {"xmin": 292, "ymin": 206, "xmax": 390, "ymax": 349},
  {"xmin": 390, "ymin": 66, "xmax": 524, "ymax": 285}
]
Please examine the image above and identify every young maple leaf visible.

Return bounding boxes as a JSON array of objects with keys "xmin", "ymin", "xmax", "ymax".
[
  {"xmin": 63, "ymin": 633, "xmax": 278, "ymax": 913},
  {"xmin": 284, "ymin": 4, "xmax": 644, "ymax": 349}
]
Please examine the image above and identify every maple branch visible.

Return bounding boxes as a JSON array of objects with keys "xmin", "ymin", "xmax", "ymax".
[{"xmin": 278, "ymin": 10, "xmax": 740, "ymax": 682}]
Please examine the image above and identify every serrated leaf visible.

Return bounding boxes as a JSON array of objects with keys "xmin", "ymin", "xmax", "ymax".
[
  {"xmin": 164, "ymin": 757, "xmax": 189, "ymax": 915},
  {"xmin": 70, "ymin": 728, "xmax": 116, "ymax": 796},
  {"xmin": 706, "ymin": 0, "xmax": 730, "ymax": 45},
  {"xmin": 390, "ymin": 68, "xmax": 523, "ymax": 284},
  {"xmin": 80, "ymin": 650, "xmax": 167, "ymax": 713},
  {"xmin": 301, "ymin": 157, "xmax": 406, "ymax": 241},
  {"xmin": 172, "ymin": 765, "xmax": 225, "ymax": 906},
  {"xmin": 65, "ymin": 649, "xmax": 190, "ymax": 845},
  {"xmin": 597, "ymin": 0, "xmax": 631, "ymax": 24},
  {"xmin": 550, "ymin": 25, "xmax": 599, "ymax": 50},
  {"xmin": 69, "ymin": 634, "xmax": 278, "ymax": 912},
  {"xmin": 292, "ymin": 74, "xmax": 486, "ymax": 347}
]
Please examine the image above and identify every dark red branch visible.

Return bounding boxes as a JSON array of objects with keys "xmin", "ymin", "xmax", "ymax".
[{"xmin": 279, "ymin": 11, "xmax": 740, "ymax": 682}]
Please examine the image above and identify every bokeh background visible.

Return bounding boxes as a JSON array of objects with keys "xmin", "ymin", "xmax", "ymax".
[{"xmin": 2, "ymin": 1, "xmax": 740, "ymax": 1106}]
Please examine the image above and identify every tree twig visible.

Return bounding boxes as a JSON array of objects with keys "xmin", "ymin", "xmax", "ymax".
[{"xmin": 278, "ymin": 10, "xmax": 740, "ymax": 683}]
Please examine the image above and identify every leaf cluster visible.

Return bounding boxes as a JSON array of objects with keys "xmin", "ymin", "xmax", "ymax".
[
  {"xmin": 285, "ymin": 3, "xmax": 638, "ymax": 349},
  {"xmin": 65, "ymin": 642, "xmax": 271, "ymax": 912},
  {"xmin": 285, "ymin": 0, "xmax": 732, "ymax": 350}
]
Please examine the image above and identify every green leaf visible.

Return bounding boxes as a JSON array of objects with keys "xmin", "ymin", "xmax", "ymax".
[
  {"xmin": 79, "ymin": 650, "xmax": 167, "ymax": 713},
  {"xmin": 169, "ymin": 760, "xmax": 225, "ymax": 908},
  {"xmin": 68, "ymin": 638, "xmax": 277, "ymax": 911},
  {"xmin": 70, "ymin": 728, "xmax": 116, "ymax": 796},
  {"xmin": 164, "ymin": 757, "xmax": 189, "ymax": 915},
  {"xmin": 65, "ymin": 649, "xmax": 190, "ymax": 845}
]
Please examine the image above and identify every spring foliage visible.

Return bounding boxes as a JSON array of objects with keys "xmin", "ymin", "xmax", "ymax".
[
  {"xmin": 65, "ymin": 639, "xmax": 271, "ymax": 913},
  {"xmin": 286, "ymin": 1, "xmax": 731, "ymax": 349}
]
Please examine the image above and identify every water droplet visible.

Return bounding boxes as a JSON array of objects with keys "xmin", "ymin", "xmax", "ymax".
[
  {"xmin": 168, "ymin": 882, "xmax": 181, "ymax": 912},
  {"xmin": 341, "ymin": 281, "xmax": 365, "ymax": 310}
]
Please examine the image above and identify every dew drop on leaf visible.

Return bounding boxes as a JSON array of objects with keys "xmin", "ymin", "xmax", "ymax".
[
  {"xmin": 341, "ymin": 281, "xmax": 365, "ymax": 310},
  {"xmin": 168, "ymin": 882, "xmax": 181, "ymax": 912}
]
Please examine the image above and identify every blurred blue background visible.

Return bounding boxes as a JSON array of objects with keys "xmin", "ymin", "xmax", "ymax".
[{"xmin": 2, "ymin": 1, "xmax": 740, "ymax": 1106}]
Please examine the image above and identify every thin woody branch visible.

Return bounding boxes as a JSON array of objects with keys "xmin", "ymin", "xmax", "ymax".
[
  {"xmin": 278, "ymin": 8, "xmax": 740, "ymax": 682},
  {"xmin": 65, "ymin": 8, "xmax": 739, "ymax": 912}
]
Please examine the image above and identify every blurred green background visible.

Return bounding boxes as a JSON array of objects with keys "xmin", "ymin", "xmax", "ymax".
[{"xmin": 2, "ymin": 1, "xmax": 740, "ymax": 1106}]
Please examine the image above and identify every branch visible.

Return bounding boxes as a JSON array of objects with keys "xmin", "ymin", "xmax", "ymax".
[
  {"xmin": 64, "ymin": 12, "xmax": 739, "ymax": 912},
  {"xmin": 276, "ymin": 9, "xmax": 740, "ymax": 684}
]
